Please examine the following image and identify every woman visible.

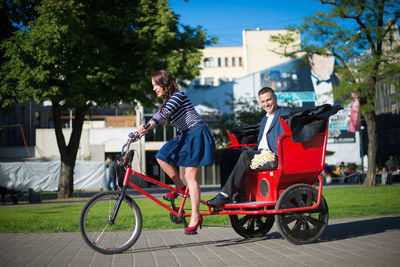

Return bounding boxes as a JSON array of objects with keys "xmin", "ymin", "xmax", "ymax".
[{"xmin": 136, "ymin": 70, "xmax": 215, "ymax": 235}]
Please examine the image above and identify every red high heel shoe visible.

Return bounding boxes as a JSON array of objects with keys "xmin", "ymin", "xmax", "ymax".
[
  {"xmin": 163, "ymin": 186, "xmax": 187, "ymax": 201},
  {"xmin": 184, "ymin": 215, "xmax": 203, "ymax": 235}
]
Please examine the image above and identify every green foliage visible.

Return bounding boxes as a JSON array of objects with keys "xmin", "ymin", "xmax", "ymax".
[{"xmin": 0, "ymin": 0, "xmax": 216, "ymax": 110}]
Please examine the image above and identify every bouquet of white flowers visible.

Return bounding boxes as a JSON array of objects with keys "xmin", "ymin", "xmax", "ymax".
[{"xmin": 250, "ymin": 149, "xmax": 276, "ymax": 170}]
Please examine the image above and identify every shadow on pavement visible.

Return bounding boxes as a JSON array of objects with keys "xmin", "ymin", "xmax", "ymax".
[
  {"xmin": 321, "ymin": 216, "xmax": 400, "ymax": 242},
  {"xmin": 126, "ymin": 216, "xmax": 400, "ymax": 254}
]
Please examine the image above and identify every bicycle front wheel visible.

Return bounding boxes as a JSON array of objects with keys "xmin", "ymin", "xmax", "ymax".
[{"xmin": 79, "ymin": 191, "xmax": 142, "ymax": 254}]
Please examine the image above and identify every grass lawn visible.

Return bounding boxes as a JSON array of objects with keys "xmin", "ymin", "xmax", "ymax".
[{"xmin": 0, "ymin": 185, "xmax": 399, "ymax": 233}]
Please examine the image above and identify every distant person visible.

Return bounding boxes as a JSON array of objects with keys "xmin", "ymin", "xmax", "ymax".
[
  {"xmin": 106, "ymin": 155, "xmax": 118, "ymax": 191},
  {"xmin": 338, "ymin": 161, "xmax": 346, "ymax": 184},
  {"xmin": 384, "ymin": 155, "xmax": 395, "ymax": 185},
  {"xmin": 381, "ymin": 166, "xmax": 388, "ymax": 185}
]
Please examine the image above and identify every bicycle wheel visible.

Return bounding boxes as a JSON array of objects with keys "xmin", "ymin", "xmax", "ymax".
[
  {"xmin": 79, "ymin": 191, "xmax": 142, "ymax": 254},
  {"xmin": 229, "ymin": 214, "xmax": 275, "ymax": 238},
  {"xmin": 275, "ymin": 184, "xmax": 329, "ymax": 245}
]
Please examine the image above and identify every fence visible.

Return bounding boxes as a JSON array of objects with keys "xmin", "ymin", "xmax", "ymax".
[{"xmin": 0, "ymin": 161, "xmax": 106, "ymax": 192}]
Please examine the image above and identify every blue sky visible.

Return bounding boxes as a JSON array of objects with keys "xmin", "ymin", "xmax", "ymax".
[{"xmin": 169, "ymin": 0, "xmax": 331, "ymax": 47}]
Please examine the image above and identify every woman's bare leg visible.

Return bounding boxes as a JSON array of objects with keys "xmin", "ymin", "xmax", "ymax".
[
  {"xmin": 157, "ymin": 158, "xmax": 186, "ymax": 189},
  {"xmin": 184, "ymin": 166, "xmax": 201, "ymax": 227}
]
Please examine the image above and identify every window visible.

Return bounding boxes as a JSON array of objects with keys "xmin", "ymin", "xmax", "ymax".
[
  {"xmin": 20, "ymin": 106, "xmax": 26, "ymax": 125},
  {"xmin": 392, "ymin": 102, "xmax": 397, "ymax": 114},
  {"xmin": 232, "ymin": 57, "xmax": 235, "ymax": 66},
  {"xmin": 204, "ymin": 77, "xmax": 214, "ymax": 86},
  {"xmin": 390, "ymin": 84, "xmax": 395, "ymax": 94},
  {"xmin": 217, "ymin": 57, "xmax": 221, "ymax": 67},
  {"xmin": 224, "ymin": 57, "xmax": 228, "ymax": 66},
  {"xmin": 239, "ymin": 57, "xmax": 243, "ymax": 66},
  {"xmin": 204, "ymin": 57, "xmax": 214, "ymax": 68},
  {"xmin": 192, "ymin": 78, "xmax": 201, "ymax": 88},
  {"xmin": 35, "ymin": 111, "xmax": 41, "ymax": 128},
  {"xmin": 218, "ymin": 78, "xmax": 229, "ymax": 85}
]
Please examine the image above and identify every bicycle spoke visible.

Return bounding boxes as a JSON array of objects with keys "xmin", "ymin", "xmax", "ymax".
[
  {"xmin": 238, "ymin": 215, "xmax": 250, "ymax": 227},
  {"xmin": 94, "ymin": 224, "xmax": 110, "ymax": 244},
  {"xmin": 306, "ymin": 216, "xmax": 324, "ymax": 229}
]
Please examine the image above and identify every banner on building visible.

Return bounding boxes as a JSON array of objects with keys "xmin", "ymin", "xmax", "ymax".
[{"xmin": 260, "ymin": 55, "xmax": 355, "ymax": 144}]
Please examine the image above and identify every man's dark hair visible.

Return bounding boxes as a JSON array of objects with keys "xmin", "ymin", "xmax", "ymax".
[{"xmin": 258, "ymin": 87, "xmax": 275, "ymax": 97}]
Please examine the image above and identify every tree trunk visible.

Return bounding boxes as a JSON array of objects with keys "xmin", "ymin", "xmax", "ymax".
[
  {"xmin": 363, "ymin": 110, "xmax": 377, "ymax": 186},
  {"xmin": 52, "ymin": 101, "xmax": 86, "ymax": 198},
  {"xmin": 58, "ymin": 159, "xmax": 75, "ymax": 198}
]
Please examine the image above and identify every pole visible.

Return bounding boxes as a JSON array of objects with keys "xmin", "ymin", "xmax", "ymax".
[
  {"xmin": 69, "ymin": 109, "xmax": 72, "ymax": 129},
  {"xmin": 359, "ymin": 126, "xmax": 364, "ymax": 183}
]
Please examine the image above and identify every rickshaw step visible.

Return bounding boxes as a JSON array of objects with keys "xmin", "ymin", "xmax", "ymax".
[{"xmin": 219, "ymin": 201, "xmax": 276, "ymax": 209}]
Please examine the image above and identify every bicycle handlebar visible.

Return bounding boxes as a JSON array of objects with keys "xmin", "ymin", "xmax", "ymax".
[{"xmin": 120, "ymin": 123, "xmax": 151, "ymax": 155}]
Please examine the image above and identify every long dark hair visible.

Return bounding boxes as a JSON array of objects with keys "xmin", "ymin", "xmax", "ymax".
[{"xmin": 151, "ymin": 70, "xmax": 179, "ymax": 109}]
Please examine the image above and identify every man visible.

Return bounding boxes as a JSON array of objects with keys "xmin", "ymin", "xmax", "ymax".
[
  {"xmin": 384, "ymin": 155, "xmax": 396, "ymax": 185},
  {"xmin": 208, "ymin": 87, "xmax": 291, "ymax": 206},
  {"xmin": 106, "ymin": 155, "xmax": 118, "ymax": 191},
  {"xmin": 297, "ymin": 53, "xmax": 339, "ymax": 110}
]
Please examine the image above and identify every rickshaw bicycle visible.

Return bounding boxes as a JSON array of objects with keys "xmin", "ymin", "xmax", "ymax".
[{"xmin": 80, "ymin": 106, "xmax": 337, "ymax": 254}]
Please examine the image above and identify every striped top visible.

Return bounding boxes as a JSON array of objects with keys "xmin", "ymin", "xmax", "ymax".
[{"xmin": 151, "ymin": 91, "xmax": 203, "ymax": 132}]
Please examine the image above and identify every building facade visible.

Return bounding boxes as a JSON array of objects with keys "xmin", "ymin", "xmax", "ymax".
[
  {"xmin": 195, "ymin": 29, "xmax": 300, "ymax": 88},
  {"xmin": 374, "ymin": 19, "xmax": 400, "ymax": 167}
]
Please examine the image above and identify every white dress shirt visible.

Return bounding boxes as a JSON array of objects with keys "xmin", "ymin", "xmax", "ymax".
[{"xmin": 258, "ymin": 112, "xmax": 275, "ymax": 150}]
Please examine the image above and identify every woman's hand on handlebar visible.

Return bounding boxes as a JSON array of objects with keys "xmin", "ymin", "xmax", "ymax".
[
  {"xmin": 136, "ymin": 124, "xmax": 148, "ymax": 139},
  {"xmin": 132, "ymin": 121, "xmax": 155, "ymax": 141}
]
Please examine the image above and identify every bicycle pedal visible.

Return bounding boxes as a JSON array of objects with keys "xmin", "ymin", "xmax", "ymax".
[{"xmin": 163, "ymin": 196, "xmax": 172, "ymax": 201}]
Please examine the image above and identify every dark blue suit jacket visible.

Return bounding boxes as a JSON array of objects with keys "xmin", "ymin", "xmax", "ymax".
[{"xmin": 256, "ymin": 107, "xmax": 291, "ymax": 155}]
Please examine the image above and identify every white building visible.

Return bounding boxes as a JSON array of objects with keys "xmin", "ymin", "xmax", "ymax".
[{"xmin": 195, "ymin": 29, "xmax": 300, "ymax": 88}]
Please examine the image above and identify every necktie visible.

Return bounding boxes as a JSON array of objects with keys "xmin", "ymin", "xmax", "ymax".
[
  {"xmin": 311, "ymin": 73, "xmax": 331, "ymax": 85},
  {"xmin": 316, "ymin": 78, "xmax": 332, "ymax": 85}
]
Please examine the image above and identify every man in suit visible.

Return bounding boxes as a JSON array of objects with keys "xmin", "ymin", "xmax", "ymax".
[
  {"xmin": 208, "ymin": 87, "xmax": 291, "ymax": 206},
  {"xmin": 297, "ymin": 53, "xmax": 339, "ymax": 110}
]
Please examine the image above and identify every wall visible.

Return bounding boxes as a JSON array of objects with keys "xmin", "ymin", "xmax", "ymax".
[
  {"xmin": 0, "ymin": 146, "xmax": 35, "ymax": 160},
  {"xmin": 35, "ymin": 127, "xmax": 138, "ymax": 161},
  {"xmin": 243, "ymin": 29, "xmax": 301, "ymax": 75},
  {"xmin": 200, "ymin": 46, "xmax": 245, "ymax": 86}
]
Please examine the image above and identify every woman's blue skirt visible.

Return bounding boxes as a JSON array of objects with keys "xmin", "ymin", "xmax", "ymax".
[{"xmin": 155, "ymin": 123, "xmax": 215, "ymax": 167}]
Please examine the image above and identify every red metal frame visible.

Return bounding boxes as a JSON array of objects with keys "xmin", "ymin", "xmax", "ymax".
[{"xmin": 121, "ymin": 117, "xmax": 329, "ymax": 219}]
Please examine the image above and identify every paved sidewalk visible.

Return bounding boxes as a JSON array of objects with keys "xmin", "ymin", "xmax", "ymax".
[{"xmin": 0, "ymin": 216, "xmax": 399, "ymax": 267}]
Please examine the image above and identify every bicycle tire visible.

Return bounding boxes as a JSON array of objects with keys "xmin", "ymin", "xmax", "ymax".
[
  {"xmin": 79, "ymin": 191, "xmax": 142, "ymax": 254},
  {"xmin": 229, "ymin": 214, "xmax": 275, "ymax": 238},
  {"xmin": 275, "ymin": 183, "xmax": 329, "ymax": 245}
]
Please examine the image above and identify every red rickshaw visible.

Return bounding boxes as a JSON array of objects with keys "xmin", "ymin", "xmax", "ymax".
[{"xmin": 80, "ymin": 111, "xmax": 332, "ymax": 254}]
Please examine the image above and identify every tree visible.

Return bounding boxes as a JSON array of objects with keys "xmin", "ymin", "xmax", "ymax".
[
  {"xmin": 271, "ymin": 0, "xmax": 400, "ymax": 186},
  {"xmin": 0, "ymin": 0, "xmax": 215, "ymax": 198},
  {"xmin": 1, "ymin": 0, "xmax": 40, "ymax": 67}
]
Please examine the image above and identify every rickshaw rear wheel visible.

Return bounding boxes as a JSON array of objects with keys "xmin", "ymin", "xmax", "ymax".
[
  {"xmin": 275, "ymin": 183, "xmax": 329, "ymax": 245},
  {"xmin": 229, "ymin": 214, "xmax": 275, "ymax": 238}
]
